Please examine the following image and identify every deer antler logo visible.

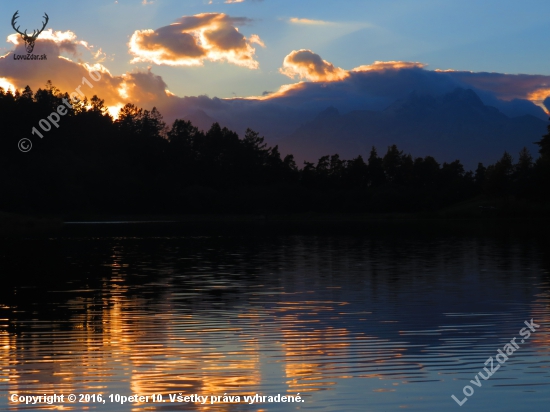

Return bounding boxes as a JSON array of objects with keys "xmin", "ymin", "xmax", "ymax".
[{"xmin": 11, "ymin": 11, "xmax": 49, "ymax": 54}]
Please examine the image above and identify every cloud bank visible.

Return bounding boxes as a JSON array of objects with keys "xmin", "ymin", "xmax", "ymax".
[
  {"xmin": 265, "ymin": 50, "xmax": 550, "ymax": 121},
  {"xmin": 2, "ymin": 29, "xmax": 549, "ymax": 150}
]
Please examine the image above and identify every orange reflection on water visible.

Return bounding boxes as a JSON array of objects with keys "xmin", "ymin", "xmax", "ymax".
[
  {"xmin": 3, "ymin": 284, "xmax": 267, "ymax": 411},
  {"xmin": 282, "ymin": 326, "xmax": 349, "ymax": 393}
]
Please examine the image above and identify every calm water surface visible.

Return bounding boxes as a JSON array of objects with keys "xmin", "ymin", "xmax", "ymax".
[{"xmin": 1, "ymin": 226, "xmax": 549, "ymax": 411}]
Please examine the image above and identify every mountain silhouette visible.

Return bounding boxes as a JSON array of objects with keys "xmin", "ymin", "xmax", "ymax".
[
  {"xmin": 278, "ymin": 88, "xmax": 547, "ymax": 169},
  {"xmin": 181, "ymin": 109, "xmax": 218, "ymax": 132}
]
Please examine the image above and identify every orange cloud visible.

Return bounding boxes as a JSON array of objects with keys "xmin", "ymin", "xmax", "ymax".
[
  {"xmin": 0, "ymin": 30, "xmax": 173, "ymax": 118},
  {"xmin": 528, "ymin": 88, "xmax": 550, "ymax": 102},
  {"xmin": 249, "ymin": 34, "xmax": 265, "ymax": 48},
  {"xmin": 279, "ymin": 51, "xmax": 426, "ymax": 85},
  {"xmin": 129, "ymin": 13, "xmax": 262, "ymax": 69},
  {"xmin": 280, "ymin": 49, "xmax": 348, "ymax": 82},
  {"xmin": 526, "ymin": 88, "xmax": 550, "ymax": 112}
]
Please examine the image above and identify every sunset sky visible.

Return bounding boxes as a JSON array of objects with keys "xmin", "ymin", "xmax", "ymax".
[{"xmin": 1, "ymin": 0, "xmax": 550, "ymax": 124}]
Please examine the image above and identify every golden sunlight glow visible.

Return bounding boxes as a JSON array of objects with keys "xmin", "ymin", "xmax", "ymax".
[
  {"xmin": 527, "ymin": 88, "xmax": 550, "ymax": 113},
  {"xmin": 0, "ymin": 77, "xmax": 16, "ymax": 93},
  {"xmin": 352, "ymin": 61, "xmax": 427, "ymax": 72},
  {"xmin": 241, "ymin": 82, "xmax": 307, "ymax": 101},
  {"xmin": 107, "ymin": 105, "xmax": 124, "ymax": 119}
]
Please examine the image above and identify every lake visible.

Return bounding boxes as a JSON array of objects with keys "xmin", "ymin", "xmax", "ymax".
[{"xmin": 1, "ymin": 222, "xmax": 549, "ymax": 411}]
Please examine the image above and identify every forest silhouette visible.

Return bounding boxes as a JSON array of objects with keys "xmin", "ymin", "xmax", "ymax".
[{"xmin": 1, "ymin": 82, "xmax": 549, "ymax": 217}]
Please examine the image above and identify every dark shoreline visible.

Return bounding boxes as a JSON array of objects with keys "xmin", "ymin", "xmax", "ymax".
[
  {"xmin": 60, "ymin": 214, "xmax": 549, "ymax": 237},
  {"xmin": 0, "ymin": 211, "xmax": 63, "ymax": 238},
  {"xmin": 3, "ymin": 208, "xmax": 550, "ymax": 238}
]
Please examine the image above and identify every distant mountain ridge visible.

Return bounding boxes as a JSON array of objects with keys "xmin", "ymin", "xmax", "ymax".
[{"xmin": 277, "ymin": 88, "xmax": 548, "ymax": 169}]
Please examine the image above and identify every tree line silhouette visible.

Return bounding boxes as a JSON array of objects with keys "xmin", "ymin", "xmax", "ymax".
[{"xmin": 1, "ymin": 83, "xmax": 549, "ymax": 216}]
